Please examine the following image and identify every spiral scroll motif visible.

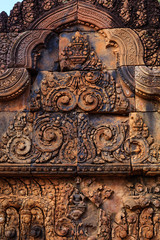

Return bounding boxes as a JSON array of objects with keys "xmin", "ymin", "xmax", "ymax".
[
  {"xmin": 47, "ymin": 89, "xmax": 77, "ymax": 111},
  {"xmin": 55, "ymin": 218, "xmax": 73, "ymax": 237},
  {"xmin": 33, "ymin": 116, "xmax": 63, "ymax": 152},
  {"xmin": 78, "ymin": 88, "xmax": 102, "ymax": 111},
  {"xmin": 93, "ymin": 125, "xmax": 125, "ymax": 152},
  {"xmin": 7, "ymin": 136, "xmax": 32, "ymax": 163},
  {"xmin": 130, "ymin": 137, "xmax": 149, "ymax": 164}
]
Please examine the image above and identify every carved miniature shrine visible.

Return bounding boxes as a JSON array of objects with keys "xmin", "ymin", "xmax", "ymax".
[{"xmin": 0, "ymin": 0, "xmax": 160, "ymax": 239}]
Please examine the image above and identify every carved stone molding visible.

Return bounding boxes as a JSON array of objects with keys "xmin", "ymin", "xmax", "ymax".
[
  {"xmin": 118, "ymin": 65, "xmax": 160, "ymax": 100},
  {"xmin": 0, "ymin": 111, "xmax": 159, "ymax": 175},
  {"xmin": 0, "ymin": 0, "xmax": 160, "ymax": 33},
  {"xmin": 6, "ymin": 28, "xmax": 145, "ymax": 70},
  {"xmin": 135, "ymin": 66, "xmax": 160, "ymax": 100},
  {"xmin": 30, "ymin": 31, "xmax": 131, "ymax": 113},
  {"xmin": 7, "ymin": 30, "xmax": 51, "ymax": 69},
  {"xmin": 102, "ymin": 28, "xmax": 144, "ymax": 66},
  {"xmin": 30, "ymin": 1, "xmax": 123, "ymax": 30},
  {"xmin": 0, "ymin": 68, "xmax": 30, "ymax": 100}
]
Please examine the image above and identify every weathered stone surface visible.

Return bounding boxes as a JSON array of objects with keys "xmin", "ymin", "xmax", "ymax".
[
  {"xmin": 7, "ymin": 30, "xmax": 52, "ymax": 69},
  {"xmin": 30, "ymin": 70, "xmax": 132, "ymax": 113},
  {"xmin": 1, "ymin": 0, "xmax": 160, "ymax": 33},
  {"xmin": 59, "ymin": 31, "xmax": 118, "ymax": 70},
  {"xmin": 118, "ymin": 65, "xmax": 160, "ymax": 101},
  {"xmin": 0, "ymin": 0, "xmax": 160, "ymax": 238},
  {"xmin": 136, "ymin": 29, "xmax": 160, "ymax": 66},
  {"xmin": 0, "ymin": 176, "xmax": 159, "ymax": 239},
  {"xmin": 130, "ymin": 112, "xmax": 160, "ymax": 174},
  {"xmin": 135, "ymin": 66, "xmax": 160, "ymax": 101},
  {"xmin": 0, "ymin": 68, "xmax": 30, "ymax": 101},
  {"xmin": 135, "ymin": 95, "xmax": 160, "ymax": 112},
  {"xmin": 0, "ymin": 28, "xmax": 159, "ymax": 176},
  {"xmin": 102, "ymin": 28, "xmax": 144, "ymax": 66},
  {"xmin": 77, "ymin": 113, "xmax": 131, "ymax": 175},
  {"xmin": 0, "ymin": 86, "xmax": 30, "ymax": 112}
]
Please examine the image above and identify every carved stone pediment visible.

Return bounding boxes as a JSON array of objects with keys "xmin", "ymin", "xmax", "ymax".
[
  {"xmin": 31, "ymin": 32, "xmax": 130, "ymax": 113},
  {"xmin": 0, "ymin": 1, "xmax": 160, "ymax": 239},
  {"xmin": 0, "ymin": 28, "xmax": 159, "ymax": 175}
]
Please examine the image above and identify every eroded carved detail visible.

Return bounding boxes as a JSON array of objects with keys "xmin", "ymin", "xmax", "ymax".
[
  {"xmin": 130, "ymin": 113, "xmax": 160, "ymax": 166},
  {"xmin": 31, "ymin": 32, "xmax": 129, "ymax": 113},
  {"xmin": 0, "ymin": 0, "xmax": 159, "ymax": 33},
  {"xmin": 0, "ymin": 110, "xmax": 159, "ymax": 174},
  {"xmin": 116, "ymin": 179, "xmax": 160, "ymax": 240},
  {"xmin": 0, "ymin": 68, "xmax": 30, "ymax": 100},
  {"xmin": 55, "ymin": 177, "xmax": 112, "ymax": 239},
  {"xmin": 136, "ymin": 29, "xmax": 160, "ymax": 66},
  {"xmin": 0, "ymin": 177, "xmax": 159, "ymax": 239},
  {"xmin": 78, "ymin": 113, "xmax": 130, "ymax": 166},
  {"xmin": 0, "ymin": 178, "xmax": 55, "ymax": 239},
  {"xmin": 0, "ymin": 112, "xmax": 78, "ymax": 165}
]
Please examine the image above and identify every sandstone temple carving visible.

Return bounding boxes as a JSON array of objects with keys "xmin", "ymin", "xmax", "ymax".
[{"xmin": 0, "ymin": 0, "xmax": 160, "ymax": 239}]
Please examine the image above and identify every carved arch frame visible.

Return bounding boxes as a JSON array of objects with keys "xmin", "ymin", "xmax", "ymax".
[{"xmin": 0, "ymin": 2, "xmax": 159, "ymax": 100}]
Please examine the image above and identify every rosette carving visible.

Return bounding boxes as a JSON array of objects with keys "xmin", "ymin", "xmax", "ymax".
[
  {"xmin": 130, "ymin": 137, "xmax": 149, "ymax": 164},
  {"xmin": 0, "ymin": 68, "xmax": 30, "ymax": 100},
  {"xmin": 92, "ymin": 123, "xmax": 129, "ymax": 163},
  {"xmin": 78, "ymin": 113, "xmax": 129, "ymax": 165},
  {"xmin": 0, "ymin": 113, "xmax": 35, "ymax": 164},
  {"xmin": 32, "ymin": 69, "xmax": 128, "ymax": 113}
]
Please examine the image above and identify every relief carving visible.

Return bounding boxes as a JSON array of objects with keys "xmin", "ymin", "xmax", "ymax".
[
  {"xmin": 136, "ymin": 29, "xmax": 160, "ymax": 66},
  {"xmin": 31, "ymin": 31, "xmax": 129, "ymax": 113},
  {"xmin": 118, "ymin": 65, "xmax": 160, "ymax": 100},
  {"xmin": 135, "ymin": 66, "xmax": 160, "ymax": 100},
  {"xmin": 118, "ymin": 179, "xmax": 160, "ymax": 240},
  {"xmin": 130, "ymin": 113, "xmax": 160, "ymax": 167},
  {"xmin": 54, "ymin": 178, "xmax": 112, "ymax": 239},
  {"xmin": 0, "ymin": 32, "xmax": 31, "ymax": 100},
  {"xmin": 0, "ymin": 110, "xmax": 159, "ymax": 175},
  {"xmin": 0, "ymin": 178, "xmax": 55, "ymax": 239},
  {"xmin": 0, "ymin": 0, "xmax": 159, "ymax": 239},
  {"xmin": 78, "ymin": 113, "xmax": 130, "ymax": 167},
  {"xmin": 0, "ymin": 112, "xmax": 78, "ymax": 165},
  {"xmin": 0, "ymin": 0, "xmax": 159, "ymax": 33},
  {"xmin": 102, "ymin": 28, "xmax": 144, "ymax": 66},
  {"xmin": 0, "ymin": 177, "xmax": 159, "ymax": 239},
  {"xmin": 0, "ymin": 68, "xmax": 30, "ymax": 100}
]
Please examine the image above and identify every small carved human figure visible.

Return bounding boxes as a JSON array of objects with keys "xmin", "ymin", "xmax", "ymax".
[
  {"xmin": 5, "ymin": 207, "xmax": 19, "ymax": 240},
  {"xmin": 20, "ymin": 209, "xmax": 31, "ymax": 240}
]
